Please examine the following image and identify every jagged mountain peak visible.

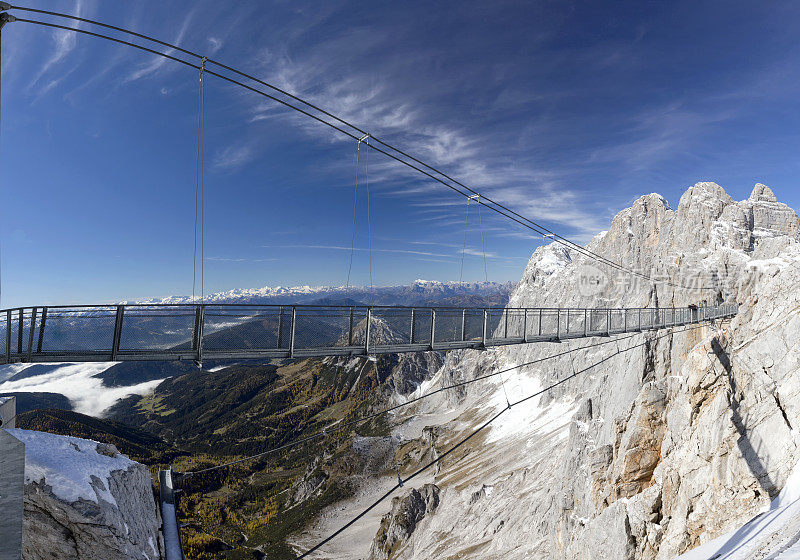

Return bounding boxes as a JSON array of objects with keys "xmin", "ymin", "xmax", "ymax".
[
  {"xmin": 750, "ymin": 182, "xmax": 778, "ymax": 203},
  {"xmin": 380, "ymin": 180, "xmax": 800, "ymax": 560}
]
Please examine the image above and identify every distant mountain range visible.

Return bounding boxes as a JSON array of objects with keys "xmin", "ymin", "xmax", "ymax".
[{"xmin": 130, "ymin": 280, "xmax": 516, "ymax": 308}]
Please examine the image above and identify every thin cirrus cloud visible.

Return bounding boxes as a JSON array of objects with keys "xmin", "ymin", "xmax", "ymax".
[
  {"xmin": 212, "ymin": 143, "xmax": 257, "ymax": 171},
  {"xmin": 123, "ymin": 8, "xmax": 196, "ymax": 83},
  {"xmin": 261, "ymin": 243, "xmax": 523, "ymax": 262},
  {"xmin": 27, "ymin": 0, "xmax": 89, "ymax": 95},
  {"xmin": 261, "ymin": 244, "xmax": 454, "ymax": 259},
  {"xmin": 206, "ymin": 256, "xmax": 277, "ymax": 263}
]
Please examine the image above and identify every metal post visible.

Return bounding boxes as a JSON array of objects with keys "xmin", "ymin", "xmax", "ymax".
[
  {"xmin": 410, "ymin": 308, "xmax": 416, "ymax": 344},
  {"xmin": 289, "ymin": 307, "xmax": 297, "ymax": 358},
  {"xmin": 37, "ymin": 307, "xmax": 47, "ymax": 353},
  {"xmin": 624, "ymin": 309, "xmax": 628, "ymax": 332},
  {"xmin": 566, "ymin": 309, "xmax": 570, "ymax": 334},
  {"xmin": 538, "ymin": 309, "xmax": 542, "ymax": 336},
  {"xmin": 504, "ymin": 310, "xmax": 508, "ymax": 339},
  {"xmin": 461, "ymin": 309, "xmax": 467, "ymax": 342},
  {"xmin": 17, "ymin": 309, "xmax": 22, "ymax": 355},
  {"xmin": 192, "ymin": 306, "xmax": 201, "ymax": 353},
  {"xmin": 429, "ymin": 308, "xmax": 436, "ymax": 350},
  {"xmin": 111, "ymin": 305, "xmax": 124, "ymax": 361},
  {"xmin": 523, "ymin": 309, "xmax": 528, "ymax": 342},
  {"xmin": 195, "ymin": 305, "xmax": 205, "ymax": 365},
  {"xmin": 26, "ymin": 308, "xmax": 37, "ymax": 362},
  {"xmin": 556, "ymin": 308, "xmax": 561, "ymax": 339},
  {"xmin": 348, "ymin": 307, "xmax": 354, "ymax": 346},
  {"xmin": 607, "ymin": 308, "xmax": 611, "ymax": 335},
  {"xmin": 365, "ymin": 308, "xmax": 372, "ymax": 355},
  {"xmin": 638, "ymin": 308, "xmax": 642, "ymax": 331},
  {"xmin": 482, "ymin": 309, "xmax": 487, "ymax": 347},
  {"xmin": 584, "ymin": 308, "xmax": 588, "ymax": 336},
  {"xmin": 5, "ymin": 309, "xmax": 10, "ymax": 362},
  {"xmin": 277, "ymin": 307, "xmax": 284, "ymax": 348}
]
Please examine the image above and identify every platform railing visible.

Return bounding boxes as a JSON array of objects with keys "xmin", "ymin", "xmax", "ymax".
[{"xmin": 0, "ymin": 302, "xmax": 737, "ymax": 364}]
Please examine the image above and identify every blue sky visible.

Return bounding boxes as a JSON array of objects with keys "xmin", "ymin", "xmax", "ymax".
[{"xmin": 2, "ymin": 1, "xmax": 800, "ymax": 307}]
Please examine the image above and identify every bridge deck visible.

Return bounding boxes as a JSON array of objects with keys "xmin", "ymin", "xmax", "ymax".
[{"xmin": 0, "ymin": 303, "xmax": 737, "ymax": 364}]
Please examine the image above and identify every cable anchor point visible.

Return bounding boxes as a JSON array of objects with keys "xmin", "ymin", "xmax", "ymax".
[
  {"xmin": 0, "ymin": 3, "xmax": 11, "ymax": 12},
  {"xmin": 358, "ymin": 133, "xmax": 370, "ymax": 145},
  {"xmin": 0, "ymin": 12, "xmax": 16, "ymax": 29}
]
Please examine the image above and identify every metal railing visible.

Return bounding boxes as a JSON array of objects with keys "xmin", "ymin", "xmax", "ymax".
[{"xmin": 0, "ymin": 303, "xmax": 737, "ymax": 364}]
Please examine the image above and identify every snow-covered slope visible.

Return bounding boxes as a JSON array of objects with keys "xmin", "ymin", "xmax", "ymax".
[
  {"xmin": 676, "ymin": 459, "xmax": 800, "ymax": 559},
  {"xmin": 8, "ymin": 429, "xmax": 163, "ymax": 559}
]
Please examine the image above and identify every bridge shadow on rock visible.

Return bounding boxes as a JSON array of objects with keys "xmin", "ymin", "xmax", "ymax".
[
  {"xmin": 711, "ymin": 337, "xmax": 777, "ymax": 498},
  {"xmin": 693, "ymin": 337, "xmax": 780, "ymax": 560}
]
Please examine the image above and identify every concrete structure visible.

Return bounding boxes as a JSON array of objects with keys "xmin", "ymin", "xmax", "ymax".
[
  {"xmin": 0, "ymin": 397, "xmax": 24, "ymax": 560},
  {"xmin": 0, "ymin": 396, "xmax": 15, "ymax": 429}
]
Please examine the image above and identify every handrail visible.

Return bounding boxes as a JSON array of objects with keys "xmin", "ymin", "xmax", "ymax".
[{"xmin": 0, "ymin": 302, "xmax": 738, "ymax": 365}]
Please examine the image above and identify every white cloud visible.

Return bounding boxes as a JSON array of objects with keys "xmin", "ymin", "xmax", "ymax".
[
  {"xmin": 212, "ymin": 143, "xmax": 256, "ymax": 170},
  {"xmin": 207, "ymin": 37, "xmax": 224, "ymax": 54},
  {"xmin": 0, "ymin": 363, "xmax": 164, "ymax": 417}
]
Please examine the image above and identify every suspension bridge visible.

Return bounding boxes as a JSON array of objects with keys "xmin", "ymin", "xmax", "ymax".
[
  {"xmin": 0, "ymin": 5, "xmax": 742, "ymax": 560},
  {"xmin": 0, "ymin": 302, "xmax": 735, "ymax": 365},
  {"xmin": 0, "ymin": 5, "xmax": 735, "ymax": 368}
]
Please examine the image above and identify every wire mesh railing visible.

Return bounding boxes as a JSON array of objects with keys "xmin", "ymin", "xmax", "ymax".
[{"xmin": 0, "ymin": 302, "xmax": 738, "ymax": 364}]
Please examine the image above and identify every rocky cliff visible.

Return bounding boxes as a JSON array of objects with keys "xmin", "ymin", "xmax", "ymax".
[
  {"xmin": 350, "ymin": 182, "xmax": 800, "ymax": 559},
  {"xmin": 8, "ymin": 429, "xmax": 163, "ymax": 560}
]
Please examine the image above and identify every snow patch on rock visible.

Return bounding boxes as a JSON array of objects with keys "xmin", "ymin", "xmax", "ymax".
[{"xmin": 8, "ymin": 429, "xmax": 135, "ymax": 505}]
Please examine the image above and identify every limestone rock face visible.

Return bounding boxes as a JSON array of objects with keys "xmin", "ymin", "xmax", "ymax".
[
  {"xmin": 8, "ymin": 429, "xmax": 163, "ymax": 560},
  {"xmin": 368, "ymin": 484, "xmax": 439, "ymax": 560},
  {"xmin": 376, "ymin": 182, "xmax": 800, "ymax": 560},
  {"xmin": 327, "ymin": 316, "xmax": 443, "ymax": 397}
]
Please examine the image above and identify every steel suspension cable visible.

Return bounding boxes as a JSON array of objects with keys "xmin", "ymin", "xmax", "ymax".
[
  {"xmin": 181, "ymin": 320, "xmax": 722, "ymax": 479},
  {"xmin": 295, "ymin": 324, "xmax": 706, "ymax": 558},
  {"xmin": 10, "ymin": 16, "xmax": 638, "ymax": 286},
  {"xmin": 183, "ymin": 330, "xmax": 640, "ymax": 477},
  {"xmin": 4, "ymin": 8, "xmax": 713, "ymax": 292}
]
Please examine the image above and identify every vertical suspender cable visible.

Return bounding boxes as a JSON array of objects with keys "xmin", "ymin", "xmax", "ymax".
[
  {"xmin": 477, "ymin": 197, "xmax": 488, "ymax": 283},
  {"xmin": 364, "ymin": 135, "xmax": 373, "ymax": 303},
  {"xmin": 0, "ymin": 11, "xmax": 12, "ymax": 309},
  {"xmin": 198, "ymin": 57, "xmax": 203, "ymax": 303},
  {"xmin": 0, "ymin": 20, "xmax": 4, "ymax": 309},
  {"xmin": 193, "ymin": 58, "xmax": 207, "ymax": 303},
  {"xmin": 459, "ymin": 197, "xmax": 470, "ymax": 284},
  {"xmin": 193, "ymin": 60, "xmax": 202, "ymax": 301},
  {"xmin": 346, "ymin": 142, "xmax": 361, "ymax": 290}
]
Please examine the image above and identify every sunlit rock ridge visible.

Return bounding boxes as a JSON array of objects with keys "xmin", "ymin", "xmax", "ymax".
[{"xmin": 348, "ymin": 182, "xmax": 800, "ymax": 560}]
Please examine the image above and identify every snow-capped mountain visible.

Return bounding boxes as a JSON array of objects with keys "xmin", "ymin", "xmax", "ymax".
[{"xmin": 131, "ymin": 280, "xmax": 516, "ymax": 307}]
